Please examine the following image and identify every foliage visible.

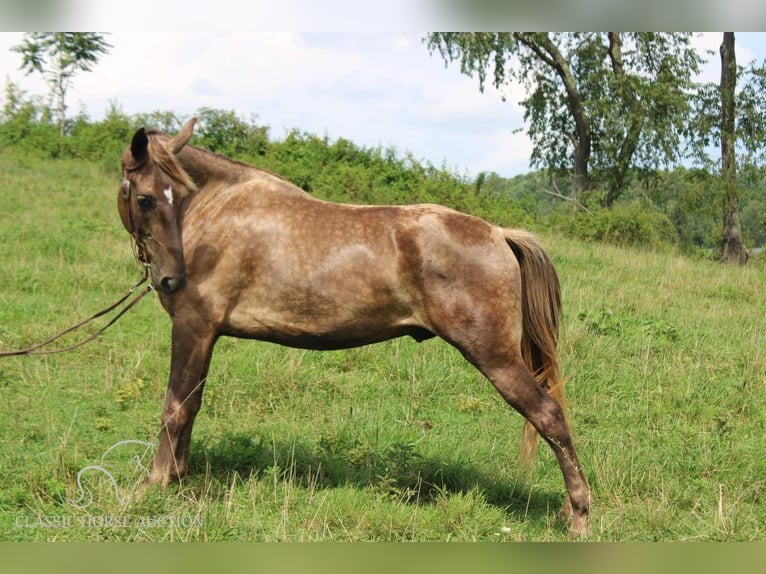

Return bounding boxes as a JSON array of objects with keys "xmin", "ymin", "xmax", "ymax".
[
  {"xmin": 11, "ymin": 33, "xmax": 111, "ymax": 138},
  {"xmin": 687, "ymin": 54, "xmax": 766, "ymax": 178},
  {"xmin": 195, "ymin": 107, "xmax": 269, "ymax": 159},
  {"xmin": 425, "ymin": 33, "xmax": 702, "ymax": 206},
  {"xmin": 65, "ymin": 102, "xmax": 133, "ymax": 162},
  {"xmin": 3, "ymin": 78, "xmax": 766, "ymax": 251},
  {"xmin": 0, "ymin": 80, "xmax": 58, "ymax": 157},
  {"xmin": 553, "ymin": 199, "xmax": 678, "ymax": 248}
]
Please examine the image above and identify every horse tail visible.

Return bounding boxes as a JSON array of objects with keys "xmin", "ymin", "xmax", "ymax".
[{"xmin": 503, "ymin": 229, "xmax": 566, "ymax": 471}]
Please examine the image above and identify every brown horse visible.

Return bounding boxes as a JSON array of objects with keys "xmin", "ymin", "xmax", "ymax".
[{"xmin": 117, "ymin": 118, "xmax": 590, "ymax": 538}]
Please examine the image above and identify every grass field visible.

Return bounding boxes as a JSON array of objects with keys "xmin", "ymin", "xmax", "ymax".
[{"xmin": 0, "ymin": 150, "xmax": 764, "ymax": 541}]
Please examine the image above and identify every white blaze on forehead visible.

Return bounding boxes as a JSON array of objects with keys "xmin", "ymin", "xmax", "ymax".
[{"xmin": 163, "ymin": 187, "xmax": 173, "ymax": 206}]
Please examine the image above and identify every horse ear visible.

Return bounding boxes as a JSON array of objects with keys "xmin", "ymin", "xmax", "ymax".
[
  {"xmin": 130, "ymin": 127, "xmax": 149, "ymax": 165},
  {"xmin": 168, "ymin": 117, "xmax": 198, "ymax": 154}
]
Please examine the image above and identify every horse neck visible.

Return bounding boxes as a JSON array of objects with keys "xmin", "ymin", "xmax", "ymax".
[
  {"xmin": 176, "ymin": 145, "xmax": 253, "ymax": 190},
  {"xmin": 176, "ymin": 145, "xmax": 311, "ymax": 202}
]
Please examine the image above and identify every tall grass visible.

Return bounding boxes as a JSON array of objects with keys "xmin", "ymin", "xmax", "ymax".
[{"xmin": 0, "ymin": 150, "xmax": 764, "ymax": 541}]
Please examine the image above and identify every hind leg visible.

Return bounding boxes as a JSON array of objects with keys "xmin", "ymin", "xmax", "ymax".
[
  {"xmin": 426, "ymin": 308, "xmax": 589, "ymax": 535},
  {"xmin": 413, "ymin": 233, "xmax": 588, "ymax": 536},
  {"xmin": 481, "ymin": 361, "xmax": 590, "ymax": 539}
]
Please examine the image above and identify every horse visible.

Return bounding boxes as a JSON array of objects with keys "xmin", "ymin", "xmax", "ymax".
[{"xmin": 117, "ymin": 118, "xmax": 590, "ymax": 538}]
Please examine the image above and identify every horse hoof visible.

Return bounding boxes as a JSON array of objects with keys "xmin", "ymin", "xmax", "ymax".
[{"xmin": 568, "ymin": 516, "xmax": 591, "ymax": 540}]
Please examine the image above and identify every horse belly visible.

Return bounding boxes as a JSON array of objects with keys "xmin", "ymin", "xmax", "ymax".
[
  {"xmin": 222, "ymin": 296, "xmax": 424, "ymax": 350},
  {"xmin": 219, "ymin": 243, "xmax": 423, "ymax": 348}
]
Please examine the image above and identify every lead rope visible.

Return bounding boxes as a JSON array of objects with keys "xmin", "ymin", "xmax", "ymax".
[
  {"xmin": 0, "ymin": 267, "xmax": 153, "ymax": 358},
  {"xmin": 0, "ymin": 178, "xmax": 154, "ymax": 358}
]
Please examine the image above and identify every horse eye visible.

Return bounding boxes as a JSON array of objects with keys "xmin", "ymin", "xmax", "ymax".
[{"xmin": 136, "ymin": 194, "xmax": 156, "ymax": 211}]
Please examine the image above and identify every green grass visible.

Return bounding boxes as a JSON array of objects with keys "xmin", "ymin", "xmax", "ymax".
[{"xmin": 1, "ymin": 149, "xmax": 764, "ymax": 541}]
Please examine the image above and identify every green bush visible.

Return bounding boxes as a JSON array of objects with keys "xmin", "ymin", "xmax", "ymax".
[
  {"xmin": 556, "ymin": 199, "xmax": 679, "ymax": 248},
  {"xmin": 195, "ymin": 107, "xmax": 269, "ymax": 159},
  {"xmin": 0, "ymin": 100, "xmax": 60, "ymax": 158},
  {"xmin": 65, "ymin": 104, "xmax": 133, "ymax": 161}
]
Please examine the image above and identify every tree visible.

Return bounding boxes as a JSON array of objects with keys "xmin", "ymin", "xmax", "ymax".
[
  {"xmin": 688, "ymin": 33, "xmax": 766, "ymax": 265},
  {"xmin": 719, "ymin": 33, "xmax": 747, "ymax": 265},
  {"xmin": 12, "ymin": 33, "xmax": 111, "ymax": 139},
  {"xmin": 425, "ymin": 33, "xmax": 702, "ymax": 207}
]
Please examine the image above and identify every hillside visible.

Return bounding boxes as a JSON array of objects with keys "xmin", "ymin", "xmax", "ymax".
[{"xmin": 0, "ymin": 151, "xmax": 764, "ymax": 541}]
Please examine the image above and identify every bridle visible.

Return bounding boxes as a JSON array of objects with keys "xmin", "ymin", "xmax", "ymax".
[{"xmin": 121, "ymin": 176, "xmax": 150, "ymax": 269}]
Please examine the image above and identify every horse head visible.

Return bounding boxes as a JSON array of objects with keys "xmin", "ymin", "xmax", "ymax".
[{"xmin": 118, "ymin": 117, "xmax": 198, "ymax": 294}]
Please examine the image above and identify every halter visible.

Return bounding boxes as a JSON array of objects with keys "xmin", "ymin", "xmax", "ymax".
[{"xmin": 122, "ymin": 178, "xmax": 150, "ymax": 269}]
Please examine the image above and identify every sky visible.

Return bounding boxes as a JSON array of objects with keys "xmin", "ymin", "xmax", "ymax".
[{"xmin": 1, "ymin": 28, "xmax": 765, "ymax": 179}]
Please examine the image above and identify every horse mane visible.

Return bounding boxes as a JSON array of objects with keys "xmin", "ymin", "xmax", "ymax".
[
  {"xmin": 145, "ymin": 129, "xmax": 199, "ymax": 193},
  {"xmin": 144, "ymin": 128, "xmax": 304, "ymax": 196}
]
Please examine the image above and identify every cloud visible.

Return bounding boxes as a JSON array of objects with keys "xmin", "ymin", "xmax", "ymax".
[
  {"xmin": 15, "ymin": 31, "xmax": 764, "ymax": 179},
  {"xmin": 393, "ymin": 34, "xmax": 414, "ymax": 53},
  {"xmin": 72, "ymin": 32, "xmax": 363, "ymax": 113},
  {"xmin": 0, "ymin": 31, "xmax": 534, "ymax": 177}
]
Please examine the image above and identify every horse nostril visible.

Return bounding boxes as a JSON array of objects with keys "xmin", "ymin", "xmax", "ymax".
[
  {"xmin": 159, "ymin": 277, "xmax": 173, "ymax": 293},
  {"xmin": 158, "ymin": 275, "xmax": 187, "ymax": 294}
]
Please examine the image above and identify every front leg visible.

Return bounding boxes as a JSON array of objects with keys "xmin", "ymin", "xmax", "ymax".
[{"xmin": 148, "ymin": 322, "xmax": 217, "ymax": 487}]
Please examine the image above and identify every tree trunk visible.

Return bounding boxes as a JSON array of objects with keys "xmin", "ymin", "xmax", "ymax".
[
  {"xmin": 720, "ymin": 32, "xmax": 747, "ymax": 265},
  {"xmin": 56, "ymin": 51, "xmax": 67, "ymax": 151}
]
